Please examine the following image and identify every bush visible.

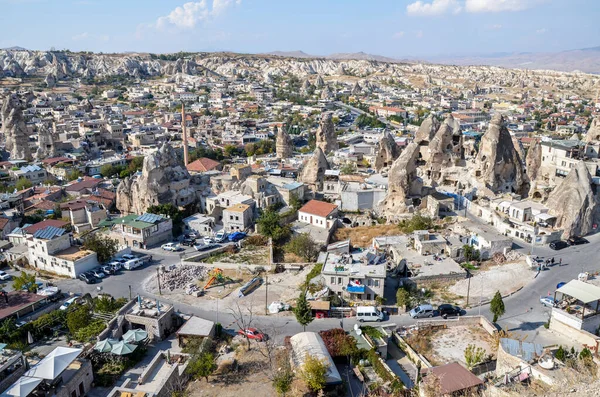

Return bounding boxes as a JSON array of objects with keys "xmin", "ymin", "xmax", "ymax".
[
  {"xmin": 300, "ymin": 353, "xmax": 328, "ymax": 392},
  {"xmin": 301, "ymin": 263, "xmax": 323, "ymax": 290},
  {"xmin": 245, "ymin": 235, "xmax": 268, "ymax": 246},
  {"xmin": 319, "ymin": 328, "xmax": 357, "ymax": 358},
  {"xmin": 67, "ymin": 305, "xmax": 91, "ymax": 335},
  {"xmin": 74, "ymin": 319, "xmax": 106, "ymax": 342},
  {"xmin": 398, "ymin": 212, "xmax": 434, "ymax": 233}
]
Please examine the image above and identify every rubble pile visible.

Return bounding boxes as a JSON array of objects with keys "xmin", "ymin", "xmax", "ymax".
[{"xmin": 159, "ymin": 265, "xmax": 209, "ymax": 292}]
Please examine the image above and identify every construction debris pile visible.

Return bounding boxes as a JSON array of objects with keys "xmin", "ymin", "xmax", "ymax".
[{"xmin": 159, "ymin": 264, "xmax": 209, "ymax": 292}]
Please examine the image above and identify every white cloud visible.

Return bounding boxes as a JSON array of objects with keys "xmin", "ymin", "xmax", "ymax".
[
  {"xmin": 465, "ymin": 0, "xmax": 542, "ymax": 13},
  {"xmin": 392, "ymin": 31, "xmax": 405, "ymax": 39},
  {"xmin": 71, "ymin": 32, "xmax": 89, "ymax": 41},
  {"xmin": 407, "ymin": 0, "xmax": 461, "ymax": 16},
  {"xmin": 488, "ymin": 24, "xmax": 502, "ymax": 30},
  {"xmin": 536, "ymin": 28, "xmax": 547, "ymax": 34},
  {"xmin": 155, "ymin": 0, "xmax": 241, "ymax": 30}
]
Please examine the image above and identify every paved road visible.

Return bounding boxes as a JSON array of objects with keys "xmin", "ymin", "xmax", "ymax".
[{"xmin": 9, "ymin": 232, "xmax": 600, "ymax": 344}]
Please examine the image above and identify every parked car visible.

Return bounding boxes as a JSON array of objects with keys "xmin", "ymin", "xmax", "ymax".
[
  {"xmin": 121, "ymin": 254, "xmax": 137, "ymax": 260},
  {"xmin": 215, "ymin": 231, "xmax": 228, "ymax": 243},
  {"xmin": 181, "ymin": 238, "xmax": 196, "ymax": 247},
  {"xmin": 237, "ymin": 328, "xmax": 267, "ymax": 341},
  {"xmin": 21, "ymin": 281, "xmax": 43, "ymax": 291},
  {"xmin": 549, "ymin": 240, "xmax": 569, "ymax": 250},
  {"xmin": 409, "ymin": 304, "xmax": 435, "ymax": 319},
  {"xmin": 0, "ymin": 271, "xmax": 11, "ymax": 281},
  {"xmin": 78, "ymin": 273, "xmax": 97, "ymax": 284},
  {"xmin": 101, "ymin": 265, "xmax": 116, "ymax": 275},
  {"xmin": 91, "ymin": 269, "xmax": 106, "ymax": 278},
  {"xmin": 123, "ymin": 258, "xmax": 144, "ymax": 270},
  {"xmin": 438, "ymin": 304, "xmax": 462, "ymax": 318},
  {"xmin": 109, "ymin": 261, "xmax": 123, "ymax": 272},
  {"xmin": 228, "ymin": 231, "xmax": 247, "ymax": 242},
  {"xmin": 185, "ymin": 232, "xmax": 199, "ymax": 239},
  {"xmin": 203, "ymin": 236, "xmax": 214, "ymax": 244},
  {"xmin": 567, "ymin": 236, "xmax": 589, "ymax": 246},
  {"xmin": 540, "ymin": 296, "xmax": 558, "ymax": 307},
  {"xmin": 60, "ymin": 297, "xmax": 78, "ymax": 311},
  {"xmin": 161, "ymin": 243, "xmax": 182, "ymax": 252},
  {"xmin": 194, "ymin": 243, "xmax": 220, "ymax": 252},
  {"xmin": 15, "ymin": 320, "xmax": 28, "ymax": 328}
]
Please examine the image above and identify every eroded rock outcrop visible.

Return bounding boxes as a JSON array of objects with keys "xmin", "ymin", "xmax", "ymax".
[
  {"xmin": 315, "ymin": 113, "xmax": 338, "ymax": 154},
  {"xmin": 116, "ymin": 143, "xmax": 196, "ymax": 214},
  {"xmin": 35, "ymin": 124, "xmax": 58, "ymax": 160},
  {"xmin": 300, "ymin": 147, "xmax": 329, "ymax": 189},
  {"xmin": 275, "ymin": 126, "xmax": 293, "ymax": 159},
  {"xmin": 1, "ymin": 94, "xmax": 31, "ymax": 160},
  {"xmin": 425, "ymin": 115, "xmax": 463, "ymax": 183},
  {"xmin": 586, "ymin": 118, "xmax": 600, "ymax": 143},
  {"xmin": 378, "ymin": 142, "xmax": 422, "ymax": 215},
  {"xmin": 374, "ymin": 132, "xmax": 400, "ymax": 171},
  {"xmin": 474, "ymin": 114, "xmax": 527, "ymax": 194},
  {"xmin": 414, "ymin": 115, "xmax": 440, "ymax": 144},
  {"xmin": 546, "ymin": 161, "xmax": 599, "ymax": 238},
  {"xmin": 525, "ymin": 139, "xmax": 542, "ymax": 182}
]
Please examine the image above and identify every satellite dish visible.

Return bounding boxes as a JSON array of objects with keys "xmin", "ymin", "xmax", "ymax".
[
  {"xmin": 354, "ymin": 324, "xmax": 359, "ymax": 331},
  {"xmin": 356, "ymin": 329, "xmax": 362, "ymax": 336}
]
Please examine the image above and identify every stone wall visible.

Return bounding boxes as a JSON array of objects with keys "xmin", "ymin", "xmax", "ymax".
[
  {"xmin": 550, "ymin": 316, "xmax": 600, "ymax": 352},
  {"xmin": 125, "ymin": 305, "xmax": 174, "ymax": 341},
  {"xmin": 56, "ymin": 359, "xmax": 93, "ymax": 397},
  {"xmin": 392, "ymin": 331, "xmax": 432, "ymax": 369},
  {"xmin": 495, "ymin": 341, "xmax": 555, "ymax": 386}
]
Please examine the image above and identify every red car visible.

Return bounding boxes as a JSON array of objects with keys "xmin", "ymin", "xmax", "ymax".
[{"xmin": 237, "ymin": 328, "xmax": 267, "ymax": 341}]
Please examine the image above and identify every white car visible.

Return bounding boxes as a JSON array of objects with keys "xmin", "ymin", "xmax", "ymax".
[
  {"xmin": 161, "ymin": 243, "xmax": 181, "ymax": 252},
  {"xmin": 0, "ymin": 271, "xmax": 11, "ymax": 281},
  {"xmin": 215, "ymin": 231, "xmax": 227, "ymax": 243},
  {"xmin": 540, "ymin": 296, "xmax": 557, "ymax": 307},
  {"xmin": 60, "ymin": 297, "xmax": 78, "ymax": 311},
  {"xmin": 203, "ymin": 237, "xmax": 214, "ymax": 245}
]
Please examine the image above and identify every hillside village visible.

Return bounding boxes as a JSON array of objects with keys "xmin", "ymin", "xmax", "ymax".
[{"xmin": 0, "ymin": 49, "xmax": 599, "ymax": 396}]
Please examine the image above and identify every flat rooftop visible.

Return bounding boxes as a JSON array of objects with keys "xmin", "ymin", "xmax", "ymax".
[
  {"xmin": 322, "ymin": 250, "xmax": 386, "ymax": 278},
  {"xmin": 55, "ymin": 246, "xmax": 95, "ymax": 261},
  {"xmin": 0, "ymin": 291, "xmax": 46, "ymax": 320}
]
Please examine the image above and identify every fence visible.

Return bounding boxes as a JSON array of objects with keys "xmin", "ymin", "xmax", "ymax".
[
  {"xmin": 415, "ymin": 315, "xmax": 498, "ymax": 336},
  {"xmin": 392, "ymin": 331, "xmax": 432, "ymax": 369}
]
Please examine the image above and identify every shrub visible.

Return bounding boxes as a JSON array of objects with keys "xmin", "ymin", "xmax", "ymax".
[
  {"xmin": 300, "ymin": 353, "xmax": 328, "ymax": 392},
  {"xmin": 319, "ymin": 328, "xmax": 357, "ymax": 358},
  {"xmin": 285, "ymin": 233, "xmax": 319, "ymax": 262}
]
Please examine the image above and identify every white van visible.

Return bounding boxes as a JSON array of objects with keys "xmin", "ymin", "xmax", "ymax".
[
  {"xmin": 356, "ymin": 306, "xmax": 385, "ymax": 322},
  {"xmin": 123, "ymin": 258, "xmax": 143, "ymax": 270}
]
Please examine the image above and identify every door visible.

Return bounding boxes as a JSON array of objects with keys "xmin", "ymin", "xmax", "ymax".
[{"xmin": 79, "ymin": 382, "xmax": 85, "ymax": 396}]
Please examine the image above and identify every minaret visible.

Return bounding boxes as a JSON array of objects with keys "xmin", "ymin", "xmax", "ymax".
[{"xmin": 181, "ymin": 102, "xmax": 189, "ymax": 166}]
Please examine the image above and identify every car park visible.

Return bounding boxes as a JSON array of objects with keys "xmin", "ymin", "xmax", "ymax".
[
  {"xmin": 78, "ymin": 273, "xmax": 97, "ymax": 284},
  {"xmin": 549, "ymin": 240, "xmax": 569, "ymax": 250},
  {"xmin": 237, "ymin": 328, "xmax": 267, "ymax": 341},
  {"xmin": 567, "ymin": 236, "xmax": 589, "ymax": 246},
  {"xmin": 438, "ymin": 304, "xmax": 462, "ymax": 318},
  {"xmin": 540, "ymin": 296, "xmax": 558, "ymax": 307},
  {"xmin": 0, "ymin": 271, "xmax": 11, "ymax": 280},
  {"xmin": 409, "ymin": 304, "xmax": 435, "ymax": 318}
]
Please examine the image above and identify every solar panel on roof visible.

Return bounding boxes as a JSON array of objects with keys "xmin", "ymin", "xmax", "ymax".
[
  {"xmin": 136, "ymin": 213, "xmax": 165, "ymax": 224},
  {"xmin": 33, "ymin": 226, "xmax": 65, "ymax": 240}
]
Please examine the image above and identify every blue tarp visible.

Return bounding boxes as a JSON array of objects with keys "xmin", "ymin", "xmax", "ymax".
[{"xmin": 347, "ymin": 285, "xmax": 365, "ymax": 293}]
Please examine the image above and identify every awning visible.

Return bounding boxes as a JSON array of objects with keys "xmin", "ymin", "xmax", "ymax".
[
  {"xmin": 557, "ymin": 280, "xmax": 600, "ymax": 304},
  {"xmin": 309, "ymin": 301, "xmax": 331, "ymax": 311},
  {"xmin": 24, "ymin": 347, "xmax": 82, "ymax": 380},
  {"xmin": 535, "ymin": 213, "xmax": 556, "ymax": 221},
  {"xmin": 0, "ymin": 377, "xmax": 42, "ymax": 396},
  {"xmin": 347, "ymin": 285, "xmax": 365, "ymax": 294}
]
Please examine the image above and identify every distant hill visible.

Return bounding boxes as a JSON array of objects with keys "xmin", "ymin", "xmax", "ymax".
[
  {"xmin": 2, "ymin": 46, "xmax": 28, "ymax": 51},
  {"xmin": 428, "ymin": 46, "xmax": 600, "ymax": 74},
  {"xmin": 266, "ymin": 50, "xmax": 315, "ymax": 58},
  {"xmin": 266, "ymin": 50, "xmax": 410, "ymax": 63}
]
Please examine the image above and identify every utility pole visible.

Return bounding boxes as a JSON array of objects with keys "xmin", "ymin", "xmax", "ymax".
[
  {"xmin": 156, "ymin": 268, "xmax": 162, "ymax": 295},
  {"xmin": 465, "ymin": 271, "xmax": 471, "ymax": 308},
  {"xmin": 129, "ymin": 285, "xmax": 132, "ymax": 301},
  {"xmin": 265, "ymin": 273, "xmax": 269, "ymax": 315}
]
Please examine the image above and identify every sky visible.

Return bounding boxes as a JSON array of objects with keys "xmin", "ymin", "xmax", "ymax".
[{"xmin": 1, "ymin": 0, "xmax": 599, "ymax": 58}]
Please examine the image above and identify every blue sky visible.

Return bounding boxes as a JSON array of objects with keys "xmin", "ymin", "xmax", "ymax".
[{"xmin": 1, "ymin": 0, "xmax": 599, "ymax": 57}]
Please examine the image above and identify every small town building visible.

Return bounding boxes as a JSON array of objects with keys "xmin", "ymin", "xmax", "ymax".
[
  {"xmin": 223, "ymin": 203, "xmax": 253, "ymax": 232},
  {"xmin": 101, "ymin": 213, "xmax": 173, "ymax": 249},
  {"xmin": 298, "ymin": 200, "xmax": 338, "ymax": 230},
  {"xmin": 176, "ymin": 315, "xmax": 216, "ymax": 347}
]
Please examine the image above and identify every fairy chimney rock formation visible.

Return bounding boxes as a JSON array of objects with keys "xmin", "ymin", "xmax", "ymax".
[
  {"xmin": 116, "ymin": 142, "xmax": 196, "ymax": 214},
  {"xmin": 1, "ymin": 94, "xmax": 31, "ymax": 161},
  {"xmin": 275, "ymin": 126, "xmax": 293, "ymax": 159},
  {"xmin": 414, "ymin": 115, "xmax": 440, "ymax": 144},
  {"xmin": 586, "ymin": 118, "xmax": 600, "ymax": 143},
  {"xmin": 378, "ymin": 142, "xmax": 423, "ymax": 215},
  {"xmin": 374, "ymin": 132, "xmax": 401, "ymax": 171},
  {"xmin": 525, "ymin": 139, "xmax": 542, "ymax": 182},
  {"xmin": 315, "ymin": 112, "xmax": 338, "ymax": 154},
  {"xmin": 35, "ymin": 124, "xmax": 58, "ymax": 160},
  {"xmin": 474, "ymin": 114, "xmax": 527, "ymax": 194},
  {"xmin": 300, "ymin": 147, "xmax": 329, "ymax": 188},
  {"xmin": 546, "ymin": 161, "xmax": 599, "ymax": 238}
]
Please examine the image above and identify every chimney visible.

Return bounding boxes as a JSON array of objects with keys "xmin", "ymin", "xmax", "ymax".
[{"xmin": 181, "ymin": 102, "xmax": 189, "ymax": 166}]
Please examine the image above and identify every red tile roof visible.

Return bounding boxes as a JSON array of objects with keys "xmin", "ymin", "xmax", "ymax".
[
  {"xmin": 0, "ymin": 218, "xmax": 9, "ymax": 231},
  {"xmin": 65, "ymin": 178, "xmax": 103, "ymax": 192},
  {"xmin": 299, "ymin": 200, "xmax": 338, "ymax": 217},
  {"xmin": 186, "ymin": 157, "xmax": 221, "ymax": 173},
  {"xmin": 23, "ymin": 219, "xmax": 68, "ymax": 235}
]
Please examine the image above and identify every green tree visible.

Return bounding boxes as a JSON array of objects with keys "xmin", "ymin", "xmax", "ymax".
[
  {"xmin": 398, "ymin": 212, "xmax": 434, "ymax": 233},
  {"xmin": 223, "ymin": 144, "xmax": 239, "ymax": 158},
  {"xmin": 15, "ymin": 178, "xmax": 33, "ymax": 191},
  {"xmin": 99, "ymin": 164, "xmax": 116, "ymax": 177},
  {"xmin": 464, "ymin": 344, "xmax": 486, "ymax": 370},
  {"xmin": 12, "ymin": 271, "xmax": 37, "ymax": 293},
  {"xmin": 82, "ymin": 233, "xmax": 118, "ymax": 263},
  {"xmin": 272, "ymin": 363, "xmax": 294, "ymax": 396},
  {"xmin": 299, "ymin": 354, "xmax": 327, "ymax": 392},
  {"xmin": 396, "ymin": 288, "xmax": 411, "ymax": 309},
  {"xmin": 187, "ymin": 352, "xmax": 217, "ymax": 382},
  {"xmin": 66, "ymin": 169, "xmax": 82, "ymax": 181},
  {"xmin": 293, "ymin": 291, "xmax": 313, "ymax": 331},
  {"xmin": 340, "ymin": 162, "xmax": 356, "ymax": 175},
  {"xmin": 257, "ymin": 208, "xmax": 290, "ymax": 242},
  {"xmin": 462, "ymin": 245, "xmax": 480, "ymax": 262},
  {"xmin": 289, "ymin": 194, "xmax": 303, "ymax": 212},
  {"xmin": 147, "ymin": 203, "xmax": 185, "ymax": 235},
  {"xmin": 490, "ymin": 291, "xmax": 505, "ymax": 323},
  {"xmin": 285, "ymin": 234, "xmax": 319, "ymax": 262},
  {"xmin": 66, "ymin": 305, "xmax": 91, "ymax": 335},
  {"xmin": 555, "ymin": 345, "xmax": 566, "ymax": 361}
]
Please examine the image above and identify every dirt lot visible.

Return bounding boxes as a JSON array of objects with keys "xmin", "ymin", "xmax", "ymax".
[
  {"xmin": 187, "ymin": 346, "xmax": 278, "ymax": 397},
  {"xmin": 333, "ymin": 224, "xmax": 401, "ymax": 247},
  {"xmin": 428, "ymin": 325, "xmax": 495, "ymax": 366},
  {"xmin": 449, "ymin": 261, "xmax": 534, "ymax": 302}
]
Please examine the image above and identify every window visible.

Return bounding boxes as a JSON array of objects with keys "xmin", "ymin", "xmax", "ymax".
[
  {"xmin": 374, "ymin": 280, "xmax": 379, "ymax": 287},
  {"xmin": 338, "ymin": 277, "xmax": 342, "ymax": 284},
  {"xmin": 366, "ymin": 294, "xmax": 371, "ymax": 300},
  {"xmin": 330, "ymin": 277, "xmax": 335, "ymax": 284}
]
